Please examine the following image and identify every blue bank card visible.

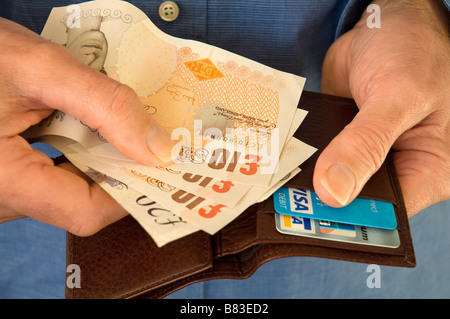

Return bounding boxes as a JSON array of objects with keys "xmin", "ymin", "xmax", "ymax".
[{"xmin": 273, "ymin": 187, "xmax": 397, "ymax": 230}]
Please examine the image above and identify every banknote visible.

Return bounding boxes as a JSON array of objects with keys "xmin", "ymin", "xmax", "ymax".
[
  {"xmin": 77, "ymin": 161, "xmax": 200, "ymax": 247},
  {"xmin": 42, "ymin": 135, "xmax": 304, "ymax": 244},
  {"xmin": 56, "ymin": 107, "xmax": 311, "ymax": 208},
  {"xmin": 23, "ymin": 0, "xmax": 309, "ymax": 187},
  {"xmin": 38, "ymin": 136, "xmax": 199, "ymax": 247},
  {"xmin": 55, "ymin": 136, "xmax": 310, "ymax": 234},
  {"xmin": 68, "ymin": 141, "xmax": 255, "ymax": 208},
  {"xmin": 24, "ymin": 0, "xmax": 318, "ymax": 241},
  {"xmin": 56, "ymin": 145, "xmax": 301, "ymax": 236}
]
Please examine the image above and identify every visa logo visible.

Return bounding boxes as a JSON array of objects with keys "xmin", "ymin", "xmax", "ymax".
[{"xmin": 288, "ymin": 188, "xmax": 313, "ymax": 214}]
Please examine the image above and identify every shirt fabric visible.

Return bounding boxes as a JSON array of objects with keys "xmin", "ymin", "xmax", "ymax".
[{"xmin": 0, "ymin": 0, "xmax": 449, "ymax": 299}]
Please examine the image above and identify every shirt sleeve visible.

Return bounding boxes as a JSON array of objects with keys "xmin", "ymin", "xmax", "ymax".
[{"xmin": 334, "ymin": 0, "xmax": 372, "ymax": 39}]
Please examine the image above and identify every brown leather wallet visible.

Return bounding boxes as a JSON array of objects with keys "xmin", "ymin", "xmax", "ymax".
[{"xmin": 65, "ymin": 91, "xmax": 415, "ymax": 299}]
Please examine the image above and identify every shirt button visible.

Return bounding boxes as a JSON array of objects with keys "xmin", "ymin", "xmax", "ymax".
[{"xmin": 159, "ymin": 1, "xmax": 180, "ymax": 22}]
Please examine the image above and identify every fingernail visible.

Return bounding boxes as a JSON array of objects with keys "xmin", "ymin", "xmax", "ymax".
[
  {"xmin": 146, "ymin": 123, "xmax": 174, "ymax": 163},
  {"xmin": 320, "ymin": 163, "xmax": 356, "ymax": 206}
]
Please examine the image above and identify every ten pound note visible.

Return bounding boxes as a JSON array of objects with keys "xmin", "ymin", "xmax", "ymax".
[{"xmin": 24, "ymin": 0, "xmax": 317, "ymax": 246}]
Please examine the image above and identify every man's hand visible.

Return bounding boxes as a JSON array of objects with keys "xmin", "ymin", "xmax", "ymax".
[
  {"xmin": 317, "ymin": 0, "xmax": 449, "ymax": 217},
  {"xmin": 0, "ymin": 18, "xmax": 173, "ymax": 235}
]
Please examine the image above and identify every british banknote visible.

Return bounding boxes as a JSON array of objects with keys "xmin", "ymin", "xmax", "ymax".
[
  {"xmin": 24, "ymin": 0, "xmax": 311, "ymax": 185},
  {"xmin": 24, "ymin": 0, "xmax": 317, "ymax": 242}
]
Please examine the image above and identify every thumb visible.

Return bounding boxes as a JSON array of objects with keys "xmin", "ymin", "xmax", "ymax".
[
  {"xmin": 13, "ymin": 35, "xmax": 174, "ymax": 166},
  {"xmin": 313, "ymin": 99, "xmax": 418, "ymax": 208}
]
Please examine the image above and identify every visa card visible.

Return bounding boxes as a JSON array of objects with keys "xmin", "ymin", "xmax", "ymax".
[
  {"xmin": 273, "ymin": 187, "xmax": 397, "ymax": 230},
  {"xmin": 275, "ymin": 213, "xmax": 400, "ymax": 248}
]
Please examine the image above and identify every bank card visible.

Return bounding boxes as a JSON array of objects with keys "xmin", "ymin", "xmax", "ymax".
[
  {"xmin": 275, "ymin": 213, "xmax": 400, "ymax": 248},
  {"xmin": 273, "ymin": 187, "xmax": 397, "ymax": 230}
]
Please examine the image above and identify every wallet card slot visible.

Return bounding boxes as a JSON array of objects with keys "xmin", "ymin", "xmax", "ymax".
[{"xmin": 256, "ymin": 202, "xmax": 414, "ymax": 266}]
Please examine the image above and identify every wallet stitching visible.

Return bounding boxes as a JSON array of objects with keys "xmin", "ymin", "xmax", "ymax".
[{"xmin": 117, "ymin": 234, "xmax": 212, "ymax": 299}]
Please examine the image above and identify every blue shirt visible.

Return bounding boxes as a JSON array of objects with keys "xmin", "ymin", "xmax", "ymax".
[{"xmin": 0, "ymin": 0, "xmax": 374, "ymax": 91}]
